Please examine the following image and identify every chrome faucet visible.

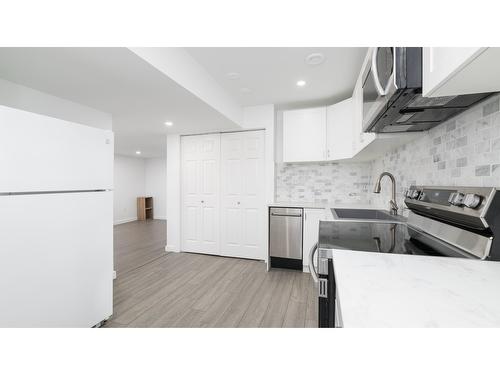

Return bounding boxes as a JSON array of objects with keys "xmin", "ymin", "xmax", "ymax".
[{"xmin": 373, "ymin": 172, "xmax": 398, "ymax": 215}]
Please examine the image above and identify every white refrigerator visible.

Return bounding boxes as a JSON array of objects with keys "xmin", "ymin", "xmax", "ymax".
[{"xmin": 0, "ymin": 105, "xmax": 114, "ymax": 327}]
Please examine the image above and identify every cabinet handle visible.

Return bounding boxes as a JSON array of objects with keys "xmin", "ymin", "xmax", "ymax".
[
  {"xmin": 237, "ymin": 201, "xmax": 241, "ymax": 205},
  {"xmin": 201, "ymin": 200, "xmax": 204, "ymax": 203}
]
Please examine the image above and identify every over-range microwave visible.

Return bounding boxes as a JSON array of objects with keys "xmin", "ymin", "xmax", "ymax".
[{"xmin": 362, "ymin": 47, "xmax": 493, "ymax": 133}]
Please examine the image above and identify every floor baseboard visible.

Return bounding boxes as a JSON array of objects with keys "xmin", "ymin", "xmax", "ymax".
[{"xmin": 113, "ymin": 218, "xmax": 137, "ymax": 225}]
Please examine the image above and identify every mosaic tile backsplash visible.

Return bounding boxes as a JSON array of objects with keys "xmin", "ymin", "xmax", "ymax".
[
  {"xmin": 371, "ymin": 94, "xmax": 500, "ymax": 211},
  {"xmin": 275, "ymin": 162, "xmax": 372, "ymax": 204},
  {"xmin": 276, "ymin": 94, "xmax": 500, "ymax": 211}
]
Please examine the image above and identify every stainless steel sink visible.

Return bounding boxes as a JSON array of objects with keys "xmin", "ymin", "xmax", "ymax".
[{"xmin": 331, "ymin": 208, "xmax": 405, "ymax": 223}]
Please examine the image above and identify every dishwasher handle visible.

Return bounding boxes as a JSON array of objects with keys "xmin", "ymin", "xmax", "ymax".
[
  {"xmin": 270, "ymin": 213, "xmax": 302, "ymax": 217},
  {"xmin": 308, "ymin": 242, "xmax": 319, "ymax": 283}
]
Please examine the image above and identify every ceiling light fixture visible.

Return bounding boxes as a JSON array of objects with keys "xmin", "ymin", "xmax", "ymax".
[
  {"xmin": 164, "ymin": 121, "xmax": 173, "ymax": 126},
  {"xmin": 226, "ymin": 72, "xmax": 240, "ymax": 80},
  {"xmin": 305, "ymin": 53, "xmax": 325, "ymax": 66},
  {"xmin": 135, "ymin": 150, "xmax": 141, "ymax": 155},
  {"xmin": 296, "ymin": 80, "xmax": 306, "ymax": 87}
]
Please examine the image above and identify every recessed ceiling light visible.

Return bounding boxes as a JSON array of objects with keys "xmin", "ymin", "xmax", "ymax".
[
  {"xmin": 305, "ymin": 53, "xmax": 325, "ymax": 66},
  {"xmin": 135, "ymin": 150, "xmax": 141, "ymax": 155},
  {"xmin": 164, "ymin": 121, "xmax": 173, "ymax": 126},
  {"xmin": 240, "ymin": 87, "xmax": 252, "ymax": 94},
  {"xmin": 296, "ymin": 80, "xmax": 306, "ymax": 87},
  {"xmin": 226, "ymin": 72, "xmax": 240, "ymax": 80}
]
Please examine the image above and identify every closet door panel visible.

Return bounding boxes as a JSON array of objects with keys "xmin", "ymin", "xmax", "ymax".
[
  {"xmin": 220, "ymin": 131, "xmax": 266, "ymax": 260},
  {"xmin": 181, "ymin": 134, "xmax": 220, "ymax": 255}
]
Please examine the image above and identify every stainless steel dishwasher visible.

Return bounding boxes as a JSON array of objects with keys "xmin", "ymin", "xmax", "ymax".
[{"xmin": 269, "ymin": 207, "xmax": 303, "ymax": 270}]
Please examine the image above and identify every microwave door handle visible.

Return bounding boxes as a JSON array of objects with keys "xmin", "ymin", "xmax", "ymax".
[
  {"xmin": 308, "ymin": 242, "xmax": 319, "ymax": 283},
  {"xmin": 371, "ymin": 47, "xmax": 387, "ymax": 96}
]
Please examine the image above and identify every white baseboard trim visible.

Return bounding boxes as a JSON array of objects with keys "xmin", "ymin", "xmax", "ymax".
[
  {"xmin": 165, "ymin": 245, "xmax": 179, "ymax": 253},
  {"xmin": 113, "ymin": 217, "xmax": 137, "ymax": 225}
]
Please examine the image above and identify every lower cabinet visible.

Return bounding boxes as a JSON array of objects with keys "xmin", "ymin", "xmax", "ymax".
[
  {"xmin": 181, "ymin": 130, "xmax": 266, "ymax": 260},
  {"xmin": 302, "ymin": 208, "xmax": 325, "ymax": 272}
]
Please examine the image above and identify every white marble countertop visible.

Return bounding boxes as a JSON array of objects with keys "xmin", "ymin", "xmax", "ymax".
[{"xmin": 333, "ymin": 250, "xmax": 500, "ymax": 327}]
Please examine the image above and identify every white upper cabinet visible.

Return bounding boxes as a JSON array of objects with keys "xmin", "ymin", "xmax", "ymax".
[
  {"xmin": 283, "ymin": 107, "xmax": 327, "ymax": 162},
  {"xmin": 351, "ymin": 49, "xmax": 377, "ymax": 156},
  {"xmin": 326, "ymin": 98, "xmax": 355, "ymax": 160},
  {"xmin": 423, "ymin": 47, "xmax": 500, "ymax": 97}
]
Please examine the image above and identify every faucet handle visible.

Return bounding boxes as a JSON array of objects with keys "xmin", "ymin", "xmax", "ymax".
[{"xmin": 389, "ymin": 200, "xmax": 399, "ymax": 214}]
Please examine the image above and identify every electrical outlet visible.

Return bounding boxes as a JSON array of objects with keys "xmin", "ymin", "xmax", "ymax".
[{"xmin": 113, "ymin": 270, "xmax": 117, "ymax": 279}]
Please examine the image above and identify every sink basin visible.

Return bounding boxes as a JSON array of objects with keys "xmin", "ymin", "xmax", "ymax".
[{"xmin": 331, "ymin": 208, "xmax": 405, "ymax": 223}]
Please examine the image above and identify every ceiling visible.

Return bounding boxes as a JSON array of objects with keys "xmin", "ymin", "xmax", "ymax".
[
  {"xmin": 186, "ymin": 47, "xmax": 368, "ymax": 108},
  {"xmin": 0, "ymin": 47, "xmax": 368, "ymax": 157},
  {"xmin": 0, "ymin": 47, "xmax": 237, "ymax": 158}
]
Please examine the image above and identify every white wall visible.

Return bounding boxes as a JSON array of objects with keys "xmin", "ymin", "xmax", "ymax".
[
  {"xmin": 242, "ymin": 105, "xmax": 275, "ymax": 203},
  {"xmin": 114, "ymin": 155, "xmax": 167, "ymax": 225},
  {"xmin": 0, "ymin": 78, "xmax": 112, "ymax": 130},
  {"xmin": 166, "ymin": 134, "xmax": 181, "ymax": 252},
  {"xmin": 145, "ymin": 157, "xmax": 167, "ymax": 220},
  {"xmin": 113, "ymin": 155, "xmax": 146, "ymax": 224}
]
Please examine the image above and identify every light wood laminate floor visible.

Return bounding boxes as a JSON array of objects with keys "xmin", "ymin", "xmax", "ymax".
[
  {"xmin": 106, "ymin": 220, "xmax": 317, "ymax": 328},
  {"xmin": 113, "ymin": 219, "xmax": 167, "ymax": 276}
]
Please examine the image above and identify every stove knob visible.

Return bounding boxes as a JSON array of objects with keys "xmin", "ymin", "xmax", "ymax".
[
  {"xmin": 451, "ymin": 192, "xmax": 465, "ymax": 206},
  {"xmin": 463, "ymin": 193, "xmax": 482, "ymax": 209},
  {"xmin": 448, "ymin": 192, "xmax": 456, "ymax": 204}
]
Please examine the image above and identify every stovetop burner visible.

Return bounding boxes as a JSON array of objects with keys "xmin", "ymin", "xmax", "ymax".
[{"xmin": 318, "ymin": 220, "xmax": 466, "ymax": 258}]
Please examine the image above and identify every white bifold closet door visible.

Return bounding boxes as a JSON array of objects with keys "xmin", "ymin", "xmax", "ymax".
[
  {"xmin": 181, "ymin": 134, "xmax": 220, "ymax": 255},
  {"xmin": 181, "ymin": 130, "xmax": 265, "ymax": 260},
  {"xmin": 220, "ymin": 131, "xmax": 266, "ymax": 260}
]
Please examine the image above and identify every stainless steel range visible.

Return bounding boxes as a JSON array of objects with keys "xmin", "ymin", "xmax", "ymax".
[{"xmin": 309, "ymin": 185, "xmax": 500, "ymax": 328}]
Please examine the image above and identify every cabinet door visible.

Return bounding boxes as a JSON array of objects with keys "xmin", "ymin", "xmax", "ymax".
[
  {"xmin": 181, "ymin": 134, "xmax": 220, "ymax": 255},
  {"xmin": 302, "ymin": 208, "xmax": 325, "ymax": 270},
  {"xmin": 283, "ymin": 107, "xmax": 327, "ymax": 162},
  {"xmin": 327, "ymin": 98, "xmax": 355, "ymax": 160},
  {"xmin": 220, "ymin": 131, "xmax": 266, "ymax": 260},
  {"xmin": 422, "ymin": 47, "xmax": 486, "ymax": 97}
]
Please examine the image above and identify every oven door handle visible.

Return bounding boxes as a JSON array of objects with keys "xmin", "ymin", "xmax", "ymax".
[{"xmin": 308, "ymin": 242, "xmax": 319, "ymax": 283}]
